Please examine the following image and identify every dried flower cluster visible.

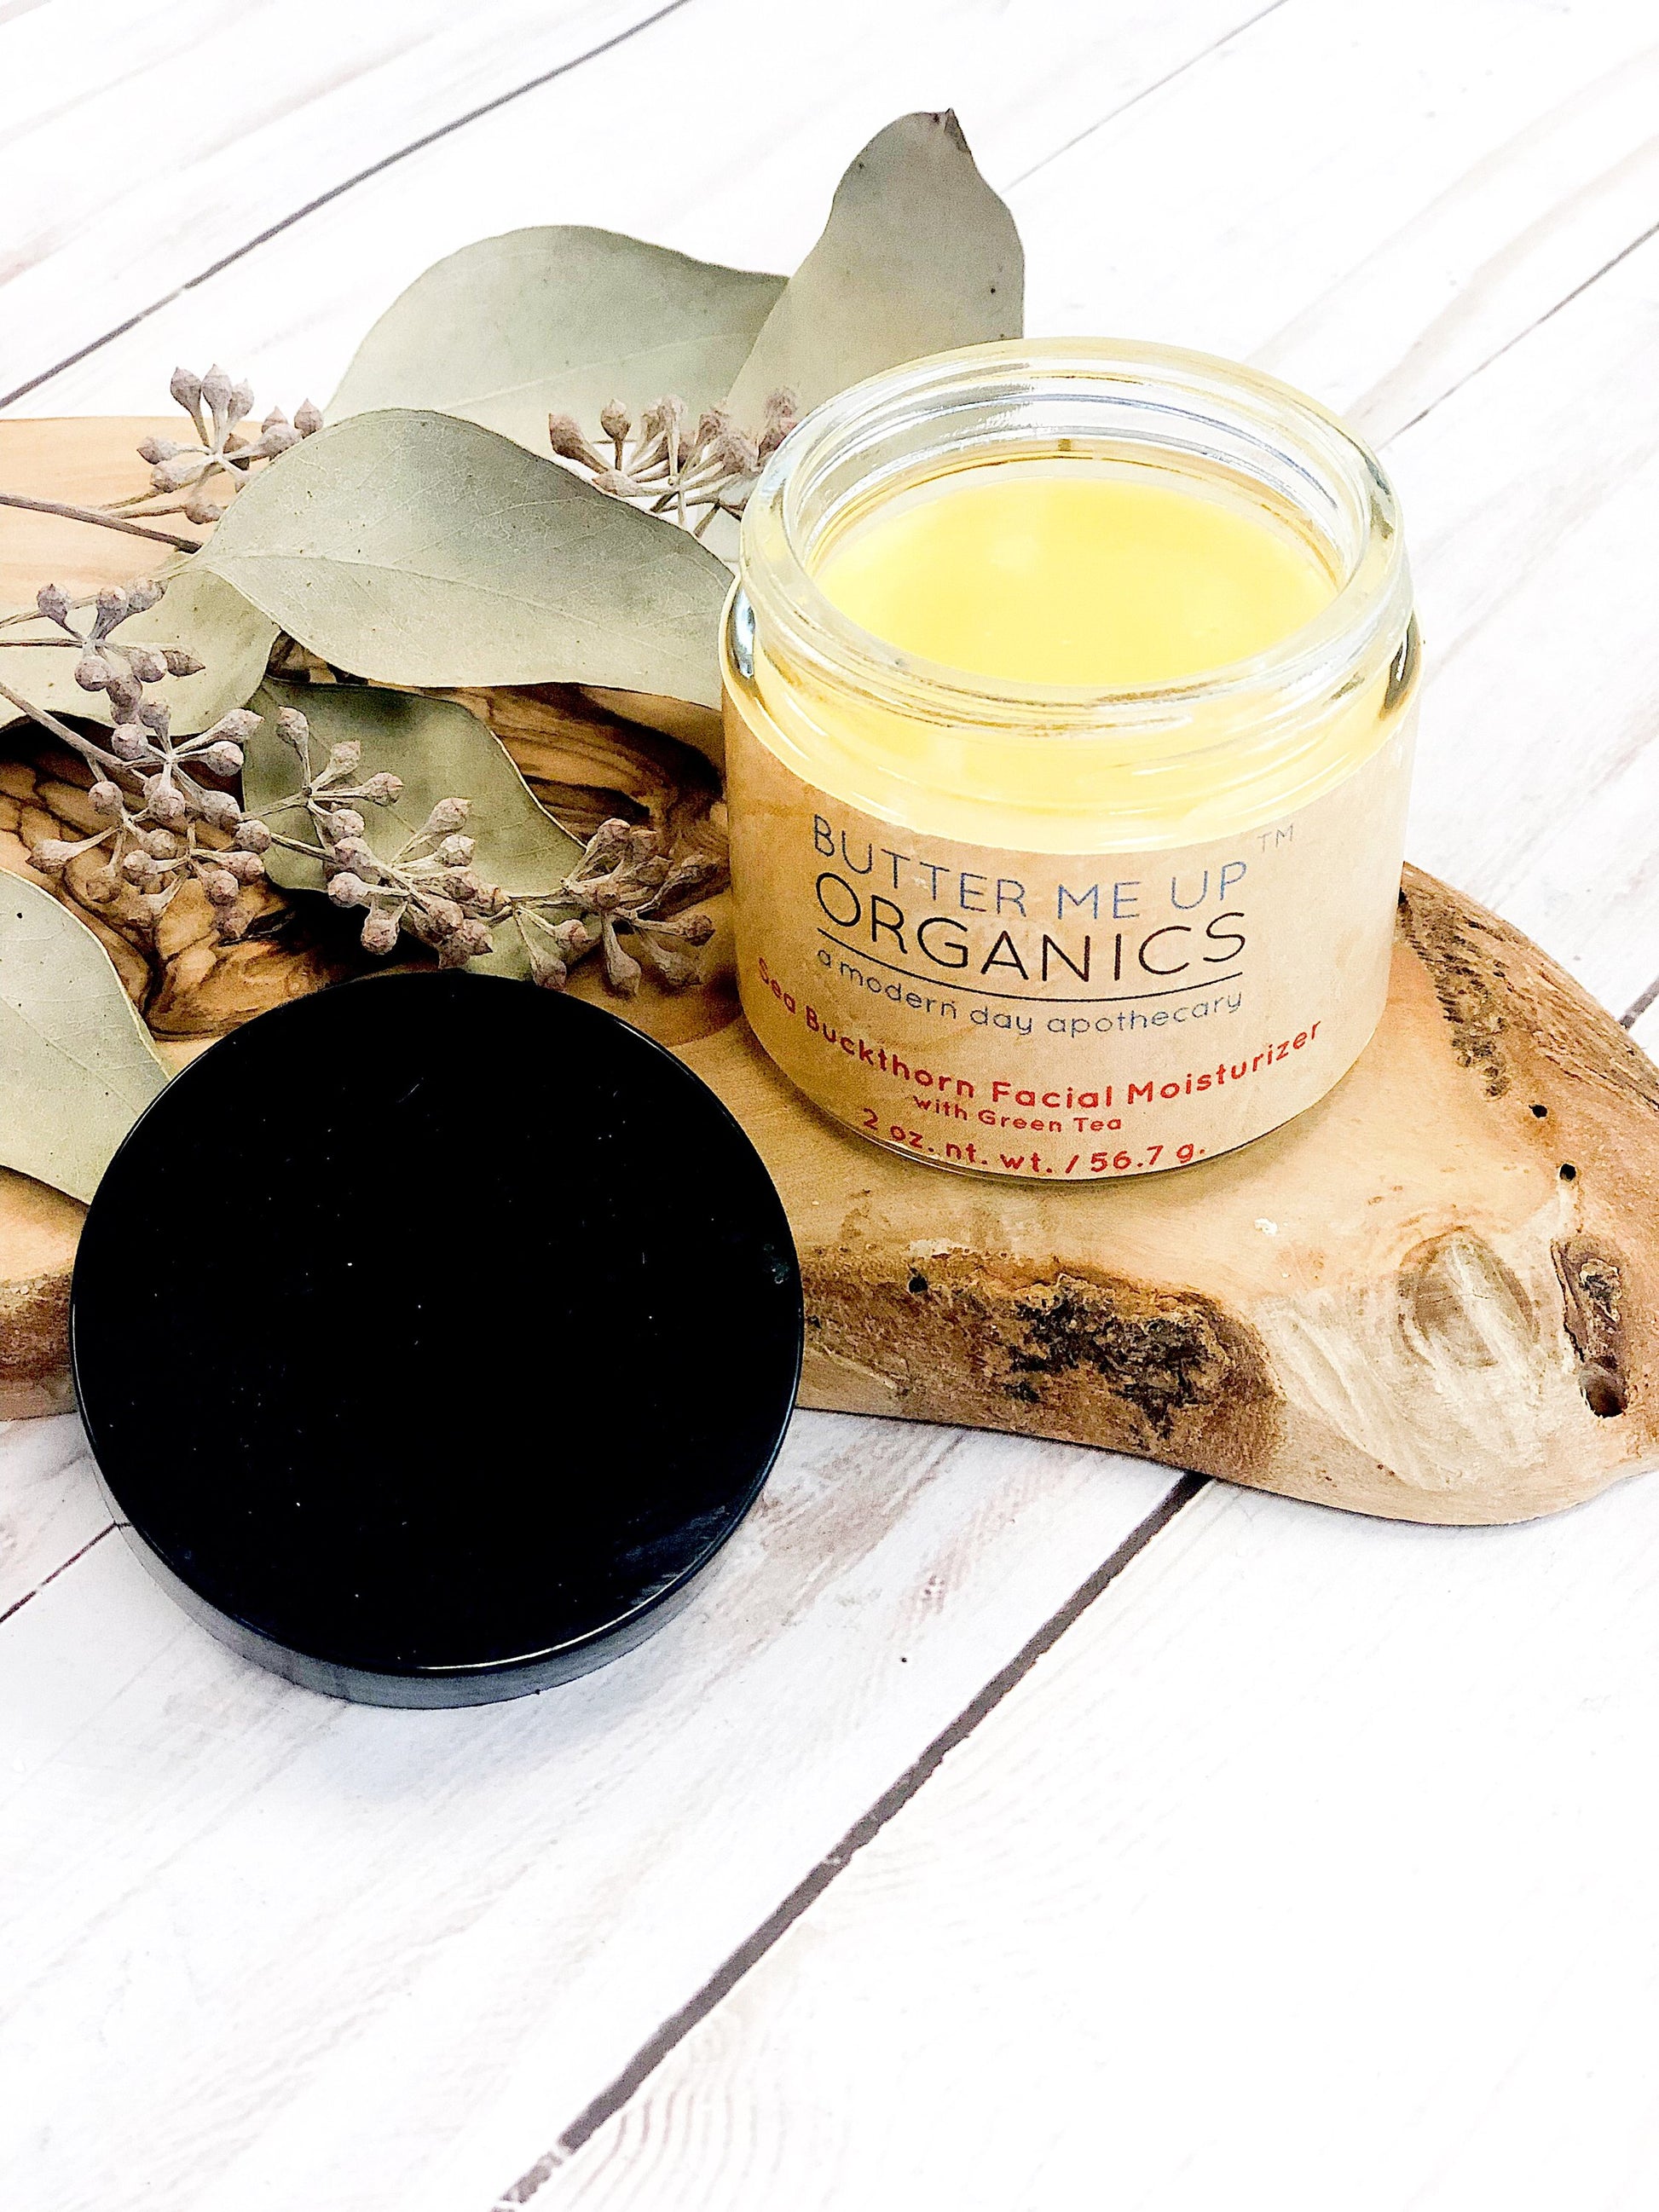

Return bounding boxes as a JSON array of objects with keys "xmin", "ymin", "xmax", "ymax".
[
  {"xmin": 119, "ymin": 366, "xmax": 322, "ymax": 528},
  {"xmin": 292, "ymin": 701, "xmax": 720, "ymax": 994},
  {"xmin": 546, "ymin": 390, "xmax": 798, "ymax": 536},
  {"xmin": 515, "ymin": 817, "xmax": 719, "ymax": 994},
  {"xmin": 6, "ymin": 579, "xmax": 719, "ymax": 990},
  {"xmin": 8, "ymin": 580, "xmax": 272, "ymax": 940}
]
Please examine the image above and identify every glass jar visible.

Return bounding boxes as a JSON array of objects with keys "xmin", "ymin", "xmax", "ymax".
[{"xmin": 722, "ymin": 338, "xmax": 1419, "ymax": 1181}]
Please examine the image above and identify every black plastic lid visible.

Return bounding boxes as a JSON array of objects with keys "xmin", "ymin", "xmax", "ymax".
[{"xmin": 71, "ymin": 973, "xmax": 802, "ymax": 1706}]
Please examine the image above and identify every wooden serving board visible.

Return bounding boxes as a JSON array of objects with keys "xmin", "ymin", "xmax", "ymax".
[{"xmin": 3, "ymin": 419, "xmax": 1656, "ymax": 1524}]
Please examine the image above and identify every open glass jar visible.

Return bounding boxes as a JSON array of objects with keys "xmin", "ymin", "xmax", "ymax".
[{"xmin": 722, "ymin": 338, "xmax": 1419, "ymax": 1181}]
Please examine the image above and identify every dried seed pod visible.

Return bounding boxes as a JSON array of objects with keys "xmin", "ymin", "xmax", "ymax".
[
  {"xmin": 88, "ymin": 780, "xmax": 124, "ymax": 818},
  {"xmin": 199, "ymin": 740, "xmax": 244, "ymax": 777},
  {"xmin": 228, "ymin": 379, "xmax": 256, "ymax": 425},
  {"xmin": 528, "ymin": 946, "xmax": 569, "ymax": 990},
  {"xmin": 295, "ymin": 398, "xmax": 324, "ymax": 438},
  {"xmin": 104, "ymin": 670, "xmax": 142, "ymax": 717},
  {"xmin": 444, "ymin": 917, "xmax": 494, "ymax": 964},
  {"xmin": 199, "ymin": 788, "xmax": 241, "ymax": 829},
  {"xmin": 256, "ymin": 421, "xmax": 299, "ymax": 458},
  {"xmin": 760, "ymin": 387, "xmax": 799, "ymax": 442},
  {"xmin": 124, "ymin": 578, "xmax": 165, "ymax": 615},
  {"xmin": 183, "ymin": 491, "xmax": 225, "ymax": 527},
  {"xmin": 84, "ymin": 864, "xmax": 120, "ymax": 901},
  {"xmin": 199, "ymin": 364, "xmax": 234, "ymax": 415},
  {"xmin": 110, "ymin": 726, "xmax": 148, "ymax": 763},
  {"xmin": 357, "ymin": 771, "xmax": 403, "ymax": 805},
  {"xmin": 552, "ymin": 917, "xmax": 597, "ymax": 957},
  {"xmin": 599, "ymin": 400, "xmax": 631, "ymax": 443},
  {"xmin": 162, "ymin": 648, "xmax": 205, "ymax": 678},
  {"xmin": 138, "ymin": 701, "xmax": 171, "ymax": 738},
  {"xmin": 327, "ymin": 872, "xmax": 370, "ymax": 909},
  {"xmin": 121, "ymin": 850, "xmax": 157, "ymax": 885},
  {"xmin": 275, "ymin": 707, "xmax": 311, "ymax": 753},
  {"xmin": 29, "ymin": 838, "xmax": 78, "ymax": 872},
  {"xmin": 234, "ymin": 818, "xmax": 273, "ymax": 854},
  {"xmin": 419, "ymin": 894, "xmax": 465, "ymax": 937},
  {"xmin": 148, "ymin": 787, "xmax": 188, "ymax": 829},
  {"xmin": 136, "ymin": 436, "xmax": 182, "ymax": 465},
  {"xmin": 224, "ymin": 850, "xmax": 265, "ymax": 886},
  {"xmin": 216, "ymin": 900, "xmax": 252, "ymax": 944},
  {"xmin": 125, "ymin": 644, "xmax": 169, "ymax": 684},
  {"xmin": 420, "ymin": 797, "xmax": 470, "ymax": 839},
  {"xmin": 436, "ymin": 833, "xmax": 475, "ymax": 866},
  {"xmin": 207, "ymin": 708, "xmax": 260, "ymax": 743},
  {"xmin": 360, "ymin": 906, "xmax": 402, "ymax": 956},
  {"xmin": 151, "ymin": 454, "xmax": 202, "ymax": 494},
  {"xmin": 170, "ymin": 367, "xmax": 203, "ymax": 413},
  {"xmin": 74, "ymin": 652, "xmax": 112, "ymax": 691},
  {"xmin": 583, "ymin": 819, "xmax": 634, "ymax": 868},
  {"xmin": 635, "ymin": 933, "xmax": 700, "ymax": 988},
  {"xmin": 93, "ymin": 586, "xmax": 128, "ymax": 635},
  {"xmin": 547, "ymin": 413, "xmax": 601, "ymax": 467},
  {"xmin": 331, "ymin": 836, "xmax": 375, "ymax": 871},
  {"xmin": 202, "ymin": 867, "xmax": 240, "ymax": 906},
  {"xmin": 35, "ymin": 583, "xmax": 71, "ymax": 627},
  {"xmin": 330, "ymin": 808, "xmax": 366, "ymax": 840},
  {"xmin": 600, "ymin": 921, "xmax": 642, "ymax": 996},
  {"xmin": 143, "ymin": 829, "xmax": 181, "ymax": 861}
]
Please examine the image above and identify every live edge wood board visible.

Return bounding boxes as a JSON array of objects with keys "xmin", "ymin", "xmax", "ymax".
[{"xmin": 3, "ymin": 419, "xmax": 1657, "ymax": 1525}]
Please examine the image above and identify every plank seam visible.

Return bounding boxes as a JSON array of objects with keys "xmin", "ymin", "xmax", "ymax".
[
  {"xmin": 0, "ymin": 1516, "xmax": 114, "ymax": 1627},
  {"xmin": 1005, "ymin": 0, "xmax": 1294, "ymax": 188},
  {"xmin": 1387, "ymin": 214, "xmax": 1659, "ymax": 444},
  {"xmin": 0, "ymin": 0, "xmax": 699, "ymax": 412},
  {"xmin": 489, "ymin": 1470, "xmax": 1207, "ymax": 2207}
]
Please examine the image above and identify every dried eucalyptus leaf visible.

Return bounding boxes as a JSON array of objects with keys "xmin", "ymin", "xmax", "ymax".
[
  {"xmin": 245, "ymin": 679, "xmax": 585, "ymax": 980},
  {"xmin": 201, "ymin": 412, "xmax": 732, "ymax": 708},
  {"xmin": 328, "ymin": 228, "xmax": 785, "ymax": 454},
  {"xmin": 0, "ymin": 875, "xmax": 169, "ymax": 1202},
  {"xmin": 0, "ymin": 562, "xmax": 276, "ymax": 738},
  {"xmin": 725, "ymin": 110, "xmax": 1023, "ymax": 422}
]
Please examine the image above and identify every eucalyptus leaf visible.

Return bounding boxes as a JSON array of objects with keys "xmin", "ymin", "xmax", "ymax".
[
  {"xmin": 0, "ymin": 561, "xmax": 277, "ymax": 739},
  {"xmin": 0, "ymin": 875, "xmax": 170, "ymax": 1203},
  {"xmin": 725, "ymin": 111, "xmax": 1023, "ymax": 422},
  {"xmin": 329, "ymin": 228, "xmax": 785, "ymax": 454},
  {"xmin": 244, "ymin": 679, "xmax": 585, "ymax": 980},
  {"xmin": 201, "ymin": 412, "xmax": 732, "ymax": 708}
]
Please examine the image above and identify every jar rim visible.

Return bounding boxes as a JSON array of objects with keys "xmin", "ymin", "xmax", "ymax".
[{"xmin": 736, "ymin": 337, "xmax": 1413, "ymax": 739}]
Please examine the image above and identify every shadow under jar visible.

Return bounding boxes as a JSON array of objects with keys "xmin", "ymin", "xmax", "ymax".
[{"xmin": 722, "ymin": 338, "xmax": 1419, "ymax": 1184}]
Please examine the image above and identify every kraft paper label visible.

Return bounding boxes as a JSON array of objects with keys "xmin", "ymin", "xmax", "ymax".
[{"xmin": 726, "ymin": 707, "xmax": 1417, "ymax": 1180}]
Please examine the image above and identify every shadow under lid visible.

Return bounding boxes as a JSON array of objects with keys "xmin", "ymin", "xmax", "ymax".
[{"xmin": 70, "ymin": 973, "xmax": 803, "ymax": 1707}]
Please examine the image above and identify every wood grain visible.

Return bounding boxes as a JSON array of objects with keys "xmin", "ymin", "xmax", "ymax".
[
  {"xmin": 0, "ymin": 7, "xmax": 1656, "ymax": 2209},
  {"xmin": 536, "ymin": 1470, "xmax": 1659, "ymax": 2212},
  {"xmin": 0, "ymin": 0, "xmax": 673, "ymax": 402},
  {"xmin": 0, "ymin": 1412, "xmax": 1177, "ymax": 2212},
  {"xmin": 694, "ymin": 867, "xmax": 1659, "ymax": 1523},
  {"xmin": 7, "ymin": 418, "xmax": 1656, "ymax": 1522}
]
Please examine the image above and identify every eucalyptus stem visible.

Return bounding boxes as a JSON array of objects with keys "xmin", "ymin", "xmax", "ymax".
[
  {"xmin": 0, "ymin": 493, "xmax": 201, "ymax": 552},
  {"xmin": 0, "ymin": 676, "xmax": 125, "ymax": 777}
]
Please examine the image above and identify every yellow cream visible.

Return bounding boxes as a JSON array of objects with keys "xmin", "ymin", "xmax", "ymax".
[{"xmin": 817, "ymin": 468, "xmax": 1335, "ymax": 689}]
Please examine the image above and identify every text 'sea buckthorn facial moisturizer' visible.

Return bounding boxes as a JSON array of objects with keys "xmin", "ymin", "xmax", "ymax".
[{"xmin": 723, "ymin": 339, "xmax": 1419, "ymax": 1181}]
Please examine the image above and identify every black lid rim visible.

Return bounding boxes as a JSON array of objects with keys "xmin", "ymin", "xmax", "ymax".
[{"xmin": 70, "ymin": 972, "xmax": 805, "ymax": 1707}]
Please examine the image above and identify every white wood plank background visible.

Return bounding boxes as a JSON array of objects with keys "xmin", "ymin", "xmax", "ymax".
[{"xmin": 2, "ymin": 3, "xmax": 1657, "ymax": 2206}]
